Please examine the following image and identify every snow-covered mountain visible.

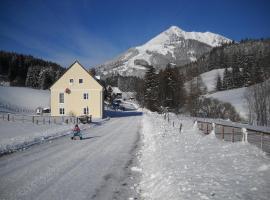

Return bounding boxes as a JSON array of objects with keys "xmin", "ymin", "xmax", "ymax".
[{"xmin": 96, "ymin": 26, "xmax": 231, "ymax": 78}]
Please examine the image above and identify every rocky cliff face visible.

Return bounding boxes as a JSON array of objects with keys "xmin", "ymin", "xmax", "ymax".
[{"xmin": 96, "ymin": 26, "xmax": 231, "ymax": 78}]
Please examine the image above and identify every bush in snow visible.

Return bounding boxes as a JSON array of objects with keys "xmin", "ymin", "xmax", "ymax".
[{"xmin": 191, "ymin": 97, "xmax": 241, "ymax": 122}]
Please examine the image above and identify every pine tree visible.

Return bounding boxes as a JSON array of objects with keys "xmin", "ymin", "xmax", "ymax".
[
  {"xmin": 144, "ymin": 66, "xmax": 159, "ymax": 112},
  {"xmin": 215, "ymin": 73, "xmax": 223, "ymax": 91},
  {"xmin": 232, "ymin": 65, "xmax": 242, "ymax": 88},
  {"xmin": 222, "ymin": 67, "xmax": 233, "ymax": 89}
]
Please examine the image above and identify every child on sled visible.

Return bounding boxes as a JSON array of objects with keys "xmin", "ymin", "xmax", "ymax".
[{"xmin": 71, "ymin": 124, "xmax": 82, "ymax": 140}]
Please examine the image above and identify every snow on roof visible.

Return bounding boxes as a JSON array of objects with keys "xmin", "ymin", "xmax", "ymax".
[{"xmin": 112, "ymin": 87, "xmax": 122, "ymax": 94}]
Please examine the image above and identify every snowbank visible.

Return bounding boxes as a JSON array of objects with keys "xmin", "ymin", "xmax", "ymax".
[
  {"xmin": 139, "ymin": 112, "xmax": 270, "ymax": 200},
  {"xmin": 0, "ymin": 117, "xmax": 110, "ymax": 155},
  {"xmin": 0, "ymin": 120, "xmax": 73, "ymax": 155}
]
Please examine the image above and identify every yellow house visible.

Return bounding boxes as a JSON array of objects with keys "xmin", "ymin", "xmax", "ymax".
[{"xmin": 50, "ymin": 61, "xmax": 104, "ymax": 118}]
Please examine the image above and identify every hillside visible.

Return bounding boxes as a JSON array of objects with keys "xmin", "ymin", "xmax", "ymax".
[
  {"xmin": 206, "ymin": 87, "xmax": 247, "ymax": 118},
  {"xmin": 0, "ymin": 51, "xmax": 64, "ymax": 89},
  {"xmin": 180, "ymin": 39, "xmax": 270, "ymax": 83}
]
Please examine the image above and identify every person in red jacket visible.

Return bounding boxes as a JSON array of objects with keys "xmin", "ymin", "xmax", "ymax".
[{"xmin": 71, "ymin": 124, "xmax": 82, "ymax": 140}]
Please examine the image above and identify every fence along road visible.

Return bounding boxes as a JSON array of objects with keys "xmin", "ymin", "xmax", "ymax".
[
  {"xmin": 1, "ymin": 113, "xmax": 79, "ymax": 125},
  {"xmin": 197, "ymin": 120, "xmax": 270, "ymax": 155}
]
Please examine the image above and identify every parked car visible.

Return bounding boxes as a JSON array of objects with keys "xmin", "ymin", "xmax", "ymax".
[
  {"xmin": 78, "ymin": 115, "xmax": 92, "ymax": 124},
  {"xmin": 36, "ymin": 107, "xmax": 51, "ymax": 115}
]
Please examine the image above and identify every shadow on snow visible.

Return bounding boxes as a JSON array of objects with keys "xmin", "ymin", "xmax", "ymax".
[{"xmin": 104, "ymin": 110, "xmax": 143, "ymax": 118}]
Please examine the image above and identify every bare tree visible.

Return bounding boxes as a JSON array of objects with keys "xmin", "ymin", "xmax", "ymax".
[{"xmin": 244, "ymin": 80, "xmax": 270, "ymax": 126}]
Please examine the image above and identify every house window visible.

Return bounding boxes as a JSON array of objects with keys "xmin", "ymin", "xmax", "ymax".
[
  {"xmin": 69, "ymin": 79, "xmax": 74, "ymax": 84},
  {"xmin": 79, "ymin": 79, "xmax": 83, "ymax": 84},
  {"xmin": 83, "ymin": 93, "xmax": 89, "ymax": 99},
  {"xmin": 59, "ymin": 93, "xmax": 64, "ymax": 103},
  {"xmin": 59, "ymin": 108, "xmax": 65, "ymax": 115},
  {"xmin": 83, "ymin": 107, "xmax": 89, "ymax": 115}
]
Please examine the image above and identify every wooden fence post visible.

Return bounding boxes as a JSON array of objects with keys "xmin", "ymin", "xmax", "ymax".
[
  {"xmin": 49, "ymin": 117, "xmax": 51, "ymax": 124},
  {"xmin": 32, "ymin": 116, "xmax": 34, "ymax": 124},
  {"xmin": 232, "ymin": 127, "xmax": 235, "ymax": 142},
  {"xmin": 54, "ymin": 118, "xmax": 56, "ymax": 124},
  {"xmin": 43, "ymin": 118, "xmax": 45, "ymax": 125},
  {"xmin": 222, "ymin": 126, "xmax": 225, "ymax": 140},
  {"xmin": 179, "ymin": 123, "xmax": 182, "ymax": 133},
  {"xmin": 206, "ymin": 123, "xmax": 209, "ymax": 134},
  {"xmin": 261, "ymin": 133, "xmax": 263, "ymax": 150},
  {"xmin": 7, "ymin": 114, "xmax": 10, "ymax": 121}
]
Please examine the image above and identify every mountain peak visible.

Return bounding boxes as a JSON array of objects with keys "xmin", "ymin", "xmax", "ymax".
[
  {"xmin": 147, "ymin": 25, "xmax": 231, "ymax": 47},
  {"xmin": 96, "ymin": 26, "xmax": 232, "ymax": 78},
  {"xmin": 166, "ymin": 25, "xmax": 184, "ymax": 33}
]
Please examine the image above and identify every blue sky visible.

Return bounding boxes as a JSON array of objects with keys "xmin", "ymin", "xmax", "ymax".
[{"xmin": 0, "ymin": 0, "xmax": 269, "ymax": 68}]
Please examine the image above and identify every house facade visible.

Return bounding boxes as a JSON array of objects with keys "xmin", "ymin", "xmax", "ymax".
[{"xmin": 50, "ymin": 61, "xmax": 104, "ymax": 118}]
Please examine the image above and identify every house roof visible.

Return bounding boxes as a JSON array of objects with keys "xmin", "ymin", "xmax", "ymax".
[{"xmin": 50, "ymin": 60, "xmax": 104, "ymax": 90}]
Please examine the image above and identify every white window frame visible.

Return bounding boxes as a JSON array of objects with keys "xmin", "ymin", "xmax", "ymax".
[
  {"xmin": 83, "ymin": 93, "xmax": 89, "ymax": 100},
  {"xmin": 59, "ymin": 108, "xmax": 65, "ymax": 115},
  {"xmin": 83, "ymin": 107, "xmax": 89, "ymax": 115},
  {"xmin": 59, "ymin": 93, "xmax": 64, "ymax": 103},
  {"xmin": 79, "ymin": 79, "xmax": 83, "ymax": 84},
  {"xmin": 69, "ymin": 79, "xmax": 74, "ymax": 85}
]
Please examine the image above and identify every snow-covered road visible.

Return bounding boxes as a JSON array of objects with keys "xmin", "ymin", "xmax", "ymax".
[{"xmin": 0, "ymin": 113, "xmax": 142, "ymax": 200}]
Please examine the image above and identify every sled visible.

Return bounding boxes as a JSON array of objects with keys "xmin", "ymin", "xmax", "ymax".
[{"xmin": 71, "ymin": 136, "xmax": 82, "ymax": 140}]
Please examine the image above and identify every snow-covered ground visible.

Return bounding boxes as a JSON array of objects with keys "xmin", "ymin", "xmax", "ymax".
[
  {"xmin": 0, "ymin": 113, "xmax": 111, "ymax": 155},
  {"xmin": 0, "ymin": 119, "xmax": 94, "ymax": 155},
  {"xmin": 138, "ymin": 112, "xmax": 270, "ymax": 200},
  {"xmin": 0, "ymin": 86, "xmax": 50, "ymax": 113},
  {"xmin": 206, "ymin": 87, "xmax": 247, "ymax": 118}
]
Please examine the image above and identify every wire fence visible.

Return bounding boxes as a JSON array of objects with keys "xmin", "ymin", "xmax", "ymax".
[
  {"xmin": 0, "ymin": 103, "xmax": 34, "ymax": 114},
  {"xmin": 162, "ymin": 113, "xmax": 270, "ymax": 155},
  {"xmin": 0, "ymin": 113, "xmax": 78, "ymax": 125},
  {"xmin": 197, "ymin": 121, "xmax": 270, "ymax": 155}
]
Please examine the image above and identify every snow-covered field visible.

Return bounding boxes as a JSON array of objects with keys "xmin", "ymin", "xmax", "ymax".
[
  {"xmin": 206, "ymin": 87, "xmax": 247, "ymax": 118},
  {"xmin": 138, "ymin": 112, "xmax": 270, "ymax": 200},
  {"xmin": 0, "ymin": 86, "xmax": 50, "ymax": 113}
]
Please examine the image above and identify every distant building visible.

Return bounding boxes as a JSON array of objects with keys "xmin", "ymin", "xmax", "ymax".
[
  {"xmin": 111, "ymin": 87, "xmax": 122, "ymax": 99},
  {"xmin": 50, "ymin": 61, "xmax": 104, "ymax": 118}
]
